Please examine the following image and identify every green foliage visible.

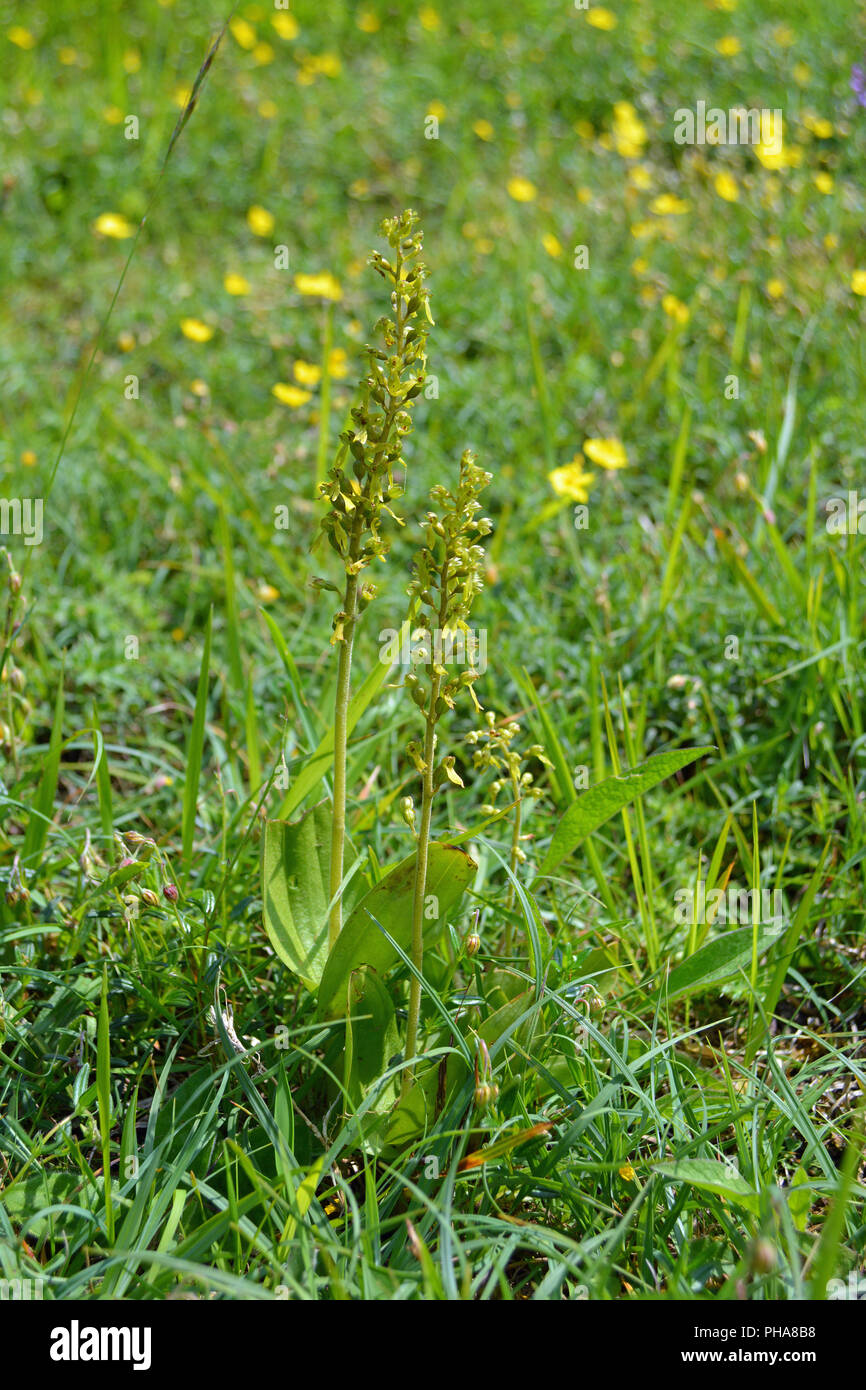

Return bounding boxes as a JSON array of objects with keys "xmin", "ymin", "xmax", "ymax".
[{"xmin": 1, "ymin": 0, "xmax": 864, "ymax": 1305}]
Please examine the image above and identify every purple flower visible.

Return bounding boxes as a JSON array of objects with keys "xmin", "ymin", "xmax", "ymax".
[{"xmin": 852, "ymin": 62, "xmax": 866, "ymax": 107}]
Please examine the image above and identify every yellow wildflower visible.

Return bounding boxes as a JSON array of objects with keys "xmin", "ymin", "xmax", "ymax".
[
  {"xmin": 271, "ymin": 14, "xmax": 299, "ymax": 40},
  {"xmin": 549, "ymin": 457, "xmax": 596, "ymax": 502},
  {"xmin": 586, "ymin": 7, "xmax": 617, "ymax": 30},
  {"xmin": 247, "ymin": 205, "xmax": 275, "ymax": 237},
  {"xmin": 224, "ymin": 273, "xmax": 250, "ymax": 296},
  {"xmin": 181, "ymin": 319, "xmax": 215, "ymax": 343},
  {"xmin": 662, "ymin": 294, "xmax": 689, "ymax": 325},
  {"xmin": 293, "ymin": 360, "xmax": 321, "ymax": 387},
  {"xmin": 229, "ymin": 17, "xmax": 256, "ymax": 50},
  {"xmin": 507, "ymin": 176, "xmax": 537, "ymax": 202},
  {"xmin": 542, "ymin": 232, "xmax": 563, "ymax": 259},
  {"xmin": 651, "ymin": 194, "xmax": 690, "ymax": 215},
  {"xmin": 272, "ymin": 383, "xmax": 312, "ymax": 407},
  {"xmin": 93, "ymin": 212, "xmax": 135, "ymax": 239},
  {"xmin": 7, "ymin": 26, "xmax": 36, "ymax": 49},
  {"xmin": 714, "ymin": 171, "xmax": 739, "ymax": 202},
  {"xmin": 584, "ymin": 437, "xmax": 628, "ymax": 469},
  {"xmin": 294, "ymin": 271, "xmax": 343, "ymax": 301}
]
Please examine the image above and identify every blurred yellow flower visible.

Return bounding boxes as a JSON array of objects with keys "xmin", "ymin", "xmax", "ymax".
[
  {"xmin": 272, "ymin": 382, "xmax": 311, "ymax": 406},
  {"xmin": 307, "ymin": 52, "xmax": 341, "ymax": 76},
  {"xmin": 257, "ymin": 584, "xmax": 280, "ymax": 602},
  {"xmin": 328, "ymin": 347, "xmax": 349, "ymax": 378},
  {"xmin": 229, "ymin": 17, "xmax": 257, "ymax": 50},
  {"xmin": 357, "ymin": 9, "xmax": 381, "ymax": 32},
  {"xmin": 123, "ymin": 48, "xmax": 141, "ymax": 73},
  {"xmin": 793, "ymin": 62, "xmax": 811, "ymax": 86},
  {"xmin": 814, "ymin": 172, "xmax": 833, "ymax": 194},
  {"xmin": 473, "ymin": 118, "xmax": 494, "ymax": 141},
  {"xmin": 715, "ymin": 36, "xmax": 741, "ymax": 56},
  {"xmin": 714, "ymin": 171, "xmax": 739, "ymax": 202},
  {"xmin": 428, "ymin": 99, "xmax": 446, "ymax": 120},
  {"xmin": 271, "ymin": 13, "xmax": 299, "ymax": 40},
  {"xmin": 253, "ymin": 42, "xmax": 274, "ymax": 65},
  {"xmin": 755, "ymin": 114, "xmax": 789, "ymax": 169},
  {"xmin": 850, "ymin": 271, "xmax": 866, "ymax": 296},
  {"xmin": 59, "ymin": 47, "xmax": 78, "ymax": 64},
  {"xmin": 419, "ymin": 6, "xmax": 441, "ymax": 31},
  {"xmin": 651, "ymin": 193, "xmax": 689, "ymax": 215},
  {"xmin": 619, "ymin": 1163, "xmax": 636, "ymax": 1182},
  {"xmin": 507, "ymin": 176, "xmax": 537, "ymax": 202},
  {"xmin": 804, "ymin": 114, "xmax": 834, "ymax": 139},
  {"xmin": 259, "ymin": 99, "xmax": 278, "ymax": 119},
  {"xmin": 542, "ymin": 232, "xmax": 563, "ymax": 259},
  {"xmin": 628, "ymin": 165, "xmax": 653, "ymax": 190},
  {"xmin": 173, "ymin": 86, "xmax": 191, "ymax": 109},
  {"xmin": 294, "ymin": 271, "xmax": 343, "ymax": 300},
  {"xmin": 93, "ymin": 212, "xmax": 135, "ymax": 239},
  {"xmin": 773, "ymin": 24, "xmax": 795, "ymax": 45},
  {"xmin": 247, "ymin": 205, "xmax": 275, "ymax": 236},
  {"xmin": 584, "ymin": 437, "xmax": 628, "ymax": 469},
  {"xmin": 766, "ymin": 279, "xmax": 785, "ymax": 300},
  {"xmin": 103, "ymin": 106, "xmax": 124, "ymax": 125},
  {"xmin": 293, "ymin": 360, "xmax": 321, "ymax": 387},
  {"xmin": 549, "ymin": 457, "xmax": 595, "ymax": 502},
  {"xmin": 190, "ymin": 379, "xmax": 209, "ymax": 397},
  {"xmin": 662, "ymin": 293, "xmax": 689, "ymax": 325},
  {"xmin": 181, "ymin": 319, "xmax": 215, "ymax": 343},
  {"xmin": 224, "ymin": 273, "xmax": 250, "ymax": 296},
  {"xmin": 586, "ymin": 7, "xmax": 617, "ymax": 30},
  {"xmin": 612, "ymin": 101, "xmax": 647, "ymax": 159},
  {"xmin": 7, "ymin": 26, "xmax": 36, "ymax": 49},
  {"xmin": 117, "ymin": 331, "xmax": 136, "ymax": 352},
  {"xmin": 21, "ymin": 450, "xmax": 37, "ymax": 467}
]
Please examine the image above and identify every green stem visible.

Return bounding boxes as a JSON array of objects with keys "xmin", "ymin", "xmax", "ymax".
[
  {"xmin": 328, "ymin": 565, "xmax": 360, "ymax": 951},
  {"xmin": 503, "ymin": 771, "xmax": 521, "ymax": 956},
  {"xmin": 401, "ymin": 670, "xmax": 441, "ymax": 1098}
]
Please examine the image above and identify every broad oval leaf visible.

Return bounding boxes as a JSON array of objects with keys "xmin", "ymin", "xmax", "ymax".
[
  {"xmin": 262, "ymin": 801, "xmax": 358, "ymax": 992},
  {"xmin": 536, "ymin": 747, "xmax": 712, "ymax": 877},
  {"xmin": 654, "ymin": 1159, "xmax": 761, "ymax": 1213},
  {"xmin": 666, "ymin": 923, "xmax": 783, "ymax": 1001},
  {"xmin": 317, "ymin": 842, "xmax": 477, "ymax": 1018}
]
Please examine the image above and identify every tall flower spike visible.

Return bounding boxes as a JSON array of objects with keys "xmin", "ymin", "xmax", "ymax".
[
  {"xmin": 401, "ymin": 449, "xmax": 493, "ymax": 1096},
  {"xmin": 316, "ymin": 210, "xmax": 433, "ymax": 950}
]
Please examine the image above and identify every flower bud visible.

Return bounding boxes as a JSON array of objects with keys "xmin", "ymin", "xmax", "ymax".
[{"xmin": 465, "ymin": 932, "xmax": 481, "ymax": 957}]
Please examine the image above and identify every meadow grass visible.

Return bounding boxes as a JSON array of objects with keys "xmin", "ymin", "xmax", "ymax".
[{"xmin": 0, "ymin": 0, "xmax": 864, "ymax": 1301}]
